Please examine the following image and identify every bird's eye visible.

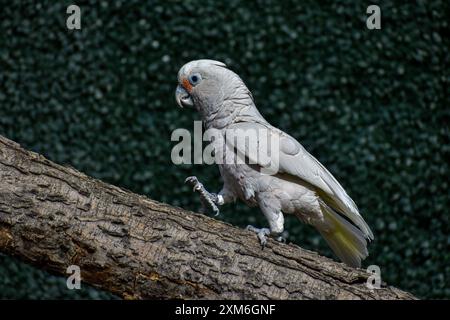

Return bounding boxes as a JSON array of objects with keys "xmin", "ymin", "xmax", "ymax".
[{"xmin": 188, "ymin": 73, "xmax": 202, "ymax": 86}]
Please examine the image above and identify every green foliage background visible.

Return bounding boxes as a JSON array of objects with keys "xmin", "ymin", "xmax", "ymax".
[{"xmin": 0, "ymin": 0, "xmax": 448, "ymax": 299}]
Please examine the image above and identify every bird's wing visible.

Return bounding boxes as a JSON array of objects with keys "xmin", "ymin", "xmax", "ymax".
[{"xmin": 226, "ymin": 121, "xmax": 373, "ymax": 239}]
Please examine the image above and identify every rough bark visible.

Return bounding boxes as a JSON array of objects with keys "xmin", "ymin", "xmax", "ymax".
[{"xmin": 0, "ymin": 135, "xmax": 415, "ymax": 300}]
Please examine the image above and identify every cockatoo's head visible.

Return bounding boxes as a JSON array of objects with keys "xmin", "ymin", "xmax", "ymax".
[{"xmin": 175, "ymin": 59, "xmax": 253, "ymax": 120}]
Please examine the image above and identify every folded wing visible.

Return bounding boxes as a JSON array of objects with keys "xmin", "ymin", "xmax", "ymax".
[{"xmin": 227, "ymin": 121, "xmax": 373, "ymax": 240}]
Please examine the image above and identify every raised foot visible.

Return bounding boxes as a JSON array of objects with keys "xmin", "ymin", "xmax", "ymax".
[{"xmin": 185, "ymin": 176, "xmax": 220, "ymax": 216}]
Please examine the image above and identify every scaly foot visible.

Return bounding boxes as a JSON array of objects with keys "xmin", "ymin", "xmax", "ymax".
[
  {"xmin": 246, "ymin": 225, "xmax": 287, "ymax": 248},
  {"xmin": 185, "ymin": 176, "xmax": 220, "ymax": 216}
]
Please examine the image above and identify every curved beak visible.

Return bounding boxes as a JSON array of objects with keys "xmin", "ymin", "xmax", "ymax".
[{"xmin": 175, "ymin": 85, "xmax": 194, "ymax": 108}]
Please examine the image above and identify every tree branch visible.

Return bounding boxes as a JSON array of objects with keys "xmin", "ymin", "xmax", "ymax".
[{"xmin": 0, "ymin": 135, "xmax": 415, "ymax": 299}]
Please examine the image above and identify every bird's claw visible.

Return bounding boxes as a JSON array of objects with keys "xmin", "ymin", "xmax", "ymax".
[
  {"xmin": 185, "ymin": 176, "xmax": 202, "ymax": 192},
  {"xmin": 246, "ymin": 226, "xmax": 286, "ymax": 248},
  {"xmin": 246, "ymin": 226, "xmax": 271, "ymax": 249},
  {"xmin": 185, "ymin": 176, "xmax": 220, "ymax": 216}
]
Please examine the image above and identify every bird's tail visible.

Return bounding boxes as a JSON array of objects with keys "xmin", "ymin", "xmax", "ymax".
[{"xmin": 316, "ymin": 203, "xmax": 369, "ymax": 268}]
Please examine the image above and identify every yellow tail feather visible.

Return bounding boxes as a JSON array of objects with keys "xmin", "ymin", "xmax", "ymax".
[{"xmin": 318, "ymin": 204, "xmax": 369, "ymax": 268}]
